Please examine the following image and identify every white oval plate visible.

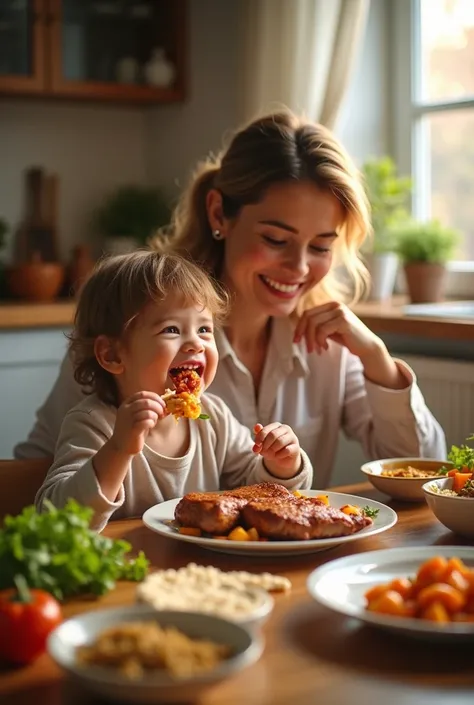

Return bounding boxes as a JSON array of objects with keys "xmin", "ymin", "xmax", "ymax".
[
  {"xmin": 142, "ymin": 490, "xmax": 397, "ymax": 556},
  {"xmin": 307, "ymin": 545, "xmax": 474, "ymax": 641}
]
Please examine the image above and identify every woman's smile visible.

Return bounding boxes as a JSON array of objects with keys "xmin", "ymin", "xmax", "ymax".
[{"xmin": 258, "ymin": 275, "xmax": 304, "ymax": 298}]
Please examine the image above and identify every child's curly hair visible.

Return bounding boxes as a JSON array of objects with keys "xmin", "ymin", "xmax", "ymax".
[{"xmin": 68, "ymin": 250, "xmax": 229, "ymax": 406}]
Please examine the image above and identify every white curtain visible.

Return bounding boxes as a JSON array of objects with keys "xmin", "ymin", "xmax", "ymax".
[{"xmin": 240, "ymin": 0, "xmax": 370, "ymax": 127}]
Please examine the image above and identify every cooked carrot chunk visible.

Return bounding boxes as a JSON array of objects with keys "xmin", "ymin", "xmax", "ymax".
[
  {"xmin": 178, "ymin": 526, "xmax": 202, "ymax": 537},
  {"xmin": 228, "ymin": 526, "xmax": 251, "ymax": 541},
  {"xmin": 417, "ymin": 583, "xmax": 466, "ymax": 613},
  {"xmin": 367, "ymin": 590, "xmax": 405, "ymax": 616},
  {"xmin": 340, "ymin": 504, "xmax": 360, "ymax": 516},
  {"xmin": 421, "ymin": 600, "xmax": 450, "ymax": 622}
]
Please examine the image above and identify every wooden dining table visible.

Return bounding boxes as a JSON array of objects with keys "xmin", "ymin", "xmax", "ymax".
[{"xmin": 1, "ymin": 481, "xmax": 474, "ymax": 705}]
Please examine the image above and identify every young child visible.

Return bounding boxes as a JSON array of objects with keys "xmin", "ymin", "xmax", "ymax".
[{"xmin": 35, "ymin": 251, "xmax": 312, "ymax": 530}]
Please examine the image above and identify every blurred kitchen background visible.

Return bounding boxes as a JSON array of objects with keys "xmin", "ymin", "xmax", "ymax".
[{"xmin": 1, "ymin": 0, "xmax": 474, "ymax": 480}]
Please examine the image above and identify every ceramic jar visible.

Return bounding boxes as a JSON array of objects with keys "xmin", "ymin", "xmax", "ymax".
[{"xmin": 144, "ymin": 48, "xmax": 176, "ymax": 88}]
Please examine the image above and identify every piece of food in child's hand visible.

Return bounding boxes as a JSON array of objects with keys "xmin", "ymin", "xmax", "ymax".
[{"xmin": 163, "ymin": 368, "xmax": 209, "ymax": 421}]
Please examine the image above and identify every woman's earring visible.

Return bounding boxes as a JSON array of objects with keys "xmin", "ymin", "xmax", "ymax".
[{"xmin": 212, "ymin": 229, "xmax": 224, "ymax": 241}]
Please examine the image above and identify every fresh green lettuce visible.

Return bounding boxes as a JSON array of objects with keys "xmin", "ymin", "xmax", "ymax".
[{"xmin": 0, "ymin": 499, "xmax": 149, "ymax": 600}]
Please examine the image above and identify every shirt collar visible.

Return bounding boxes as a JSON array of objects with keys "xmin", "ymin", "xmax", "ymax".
[{"xmin": 215, "ymin": 318, "xmax": 310, "ymax": 378}]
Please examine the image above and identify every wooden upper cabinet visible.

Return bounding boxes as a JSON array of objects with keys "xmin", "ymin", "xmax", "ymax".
[
  {"xmin": 0, "ymin": 0, "xmax": 186, "ymax": 104},
  {"xmin": 0, "ymin": 0, "xmax": 46, "ymax": 94}
]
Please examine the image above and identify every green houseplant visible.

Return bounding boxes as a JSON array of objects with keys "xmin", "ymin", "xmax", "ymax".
[
  {"xmin": 362, "ymin": 157, "xmax": 412, "ymax": 301},
  {"xmin": 394, "ymin": 219, "xmax": 459, "ymax": 303},
  {"xmin": 93, "ymin": 185, "xmax": 171, "ymax": 254}
]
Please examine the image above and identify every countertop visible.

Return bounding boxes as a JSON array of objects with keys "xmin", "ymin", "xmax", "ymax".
[
  {"xmin": 0, "ymin": 297, "xmax": 473, "ymax": 339},
  {"xmin": 0, "ymin": 300, "xmax": 76, "ymax": 330}
]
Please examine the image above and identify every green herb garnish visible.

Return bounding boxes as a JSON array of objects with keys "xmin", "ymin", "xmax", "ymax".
[
  {"xmin": 439, "ymin": 433, "xmax": 474, "ymax": 474},
  {"xmin": 0, "ymin": 499, "xmax": 149, "ymax": 601},
  {"xmin": 362, "ymin": 506, "xmax": 379, "ymax": 519}
]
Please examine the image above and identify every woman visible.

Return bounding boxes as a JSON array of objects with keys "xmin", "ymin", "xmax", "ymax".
[{"xmin": 15, "ymin": 111, "xmax": 446, "ymax": 485}]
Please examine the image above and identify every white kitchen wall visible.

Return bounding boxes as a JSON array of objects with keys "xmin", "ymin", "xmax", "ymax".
[
  {"xmin": 145, "ymin": 0, "xmax": 242, "ymax": 194},
  {"xmin": 0, "ymin": 103, "xmax": 147, "ymax": 262}
]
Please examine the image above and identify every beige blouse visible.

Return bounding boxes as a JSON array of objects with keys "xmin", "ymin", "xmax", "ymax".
[{"xmin": 15, "ymin": 317, "xmax": 446, "ymax": 487}]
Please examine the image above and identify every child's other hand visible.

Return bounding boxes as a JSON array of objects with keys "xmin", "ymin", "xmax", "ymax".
[
  {"xmin": 253, "ymin": 422, "xmax": 302, "ymax": 478},
  {"xmin": 112, "ymin": 391, "xmax": 167, "ymax": 455}
]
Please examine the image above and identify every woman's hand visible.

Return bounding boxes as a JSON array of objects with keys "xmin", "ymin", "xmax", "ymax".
[
  {"xmin": 112, "ymin": 391, "xmax": 168, "ymax": 456},
  {"xmin": 294, "ymin": 302, "xmax": 408, "ymax": 390},
  {"xmin": 294, "ymin": 301, "xmax": 381, "ymax": 359},
  {"xmin": 253, "ymin": 422, "xmax": 302, "ymax": 479}
]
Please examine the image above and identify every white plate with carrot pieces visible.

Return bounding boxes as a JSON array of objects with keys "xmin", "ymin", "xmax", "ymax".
[
  {"xmin": 142, "ymin": 490, "xmax": 397, "ymax": 557},
  {"xmin": 307, "ymin": 546, "xmax": 474, "ymax": 641}
]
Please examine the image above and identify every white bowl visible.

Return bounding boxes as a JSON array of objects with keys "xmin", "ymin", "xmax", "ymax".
[
  {"xmin": 361, "ymin": 458, "xmax": 451, "ymax": 502},
  {"xmin": 423, "ymin": 477, "xmax": 474, "ymax": 536},
  {"xmin": 47, "ymin": 605, "xmax": 263, "ymax": 704}
]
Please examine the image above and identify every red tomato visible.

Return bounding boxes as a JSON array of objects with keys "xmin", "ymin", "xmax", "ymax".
[{"xmin": 0, "ymin": 577, "xmax": 62, "ymax": 665}]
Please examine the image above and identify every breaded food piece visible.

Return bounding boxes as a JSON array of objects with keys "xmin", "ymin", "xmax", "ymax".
[
  {"xmin": 223, "ymin": 482, "xmax": 293, "ymax": 501},
  {"xmin": 164, "ymin": 369, "xmax": 203, "ymax": 421},
  {"xmin": 165, "ymin": 392, "xmax": 202, "ymax": 420},
  {"xmin": 241, "ymin": 498, "xmax": 373, "ymax": 541},
  {"xmin": 174, "ymin": 493, "xmax": 247, "ymax": 534}
]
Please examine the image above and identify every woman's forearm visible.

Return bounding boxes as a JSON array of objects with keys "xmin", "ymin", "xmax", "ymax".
[{"xmin": 359, "ymin": 341, "xmax": 408, "ymax": 390}]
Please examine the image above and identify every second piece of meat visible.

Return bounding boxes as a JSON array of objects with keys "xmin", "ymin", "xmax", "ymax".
[{"xmin": 241, "ymin": 498, "xmax": 372, "ymax": 540}]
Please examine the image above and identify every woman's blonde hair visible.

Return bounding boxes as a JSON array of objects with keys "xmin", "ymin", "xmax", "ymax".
[
  {"xmin": 154, "ymin": 110, "xmax": 371, "ymax": 307},
  {"xmin": 68, "ymin": 251, "xmax": 228, "ymax": 405}
]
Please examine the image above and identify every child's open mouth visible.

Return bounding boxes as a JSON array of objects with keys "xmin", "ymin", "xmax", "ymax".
[
  {"xmin": 168, "ymin": 364, "xmax": 204, "ymax": 395},
  {"xmin": 169, "ymin": 364, "xmax": 204, "ymax": 379}
]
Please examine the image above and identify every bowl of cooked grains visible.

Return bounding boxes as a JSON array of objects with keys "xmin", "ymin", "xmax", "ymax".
[
  {"xmin": 423, "ymin": 477, "xmax": 474, "ymax": 537},
  {"xmin": 47, "ymin": 605, "xmax": 262, "ymax": 704},
  {"xmin": 361, "ymin": 458, "xmax": 452, "ymax": 502}
]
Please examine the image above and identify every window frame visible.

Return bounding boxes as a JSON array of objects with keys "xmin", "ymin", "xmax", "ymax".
[{"xmin": 392, "ymin": 0, "xmax": 474, "ymax": 270}]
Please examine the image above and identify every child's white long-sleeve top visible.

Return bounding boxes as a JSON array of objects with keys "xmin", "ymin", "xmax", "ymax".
[{"xmin": 35, "ymin": 392, "xmax": 313, "ymax": 531}]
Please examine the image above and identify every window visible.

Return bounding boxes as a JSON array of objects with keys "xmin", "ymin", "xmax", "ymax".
[{"xmin": 394, "ymin": 0, "xmax": 474, "ymax": 261}]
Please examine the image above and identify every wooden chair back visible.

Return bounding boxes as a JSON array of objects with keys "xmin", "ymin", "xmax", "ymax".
[{"xmin": 0, "ymin": 458, "xmax": 51, "ymax": 522}]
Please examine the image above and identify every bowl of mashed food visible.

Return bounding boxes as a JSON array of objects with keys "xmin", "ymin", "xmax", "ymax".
[{"xmin": 361, "ymin": 458, "xmax": 452, "ymax": 502}]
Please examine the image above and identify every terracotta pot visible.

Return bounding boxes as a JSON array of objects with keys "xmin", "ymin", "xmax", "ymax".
[
  {"xmin": 403, "ymin": 262, "xmax": 447, "ymax": 303},
  {"xmin": 7, "ymin": 261, "xmax": 65, "ymax": 301}
]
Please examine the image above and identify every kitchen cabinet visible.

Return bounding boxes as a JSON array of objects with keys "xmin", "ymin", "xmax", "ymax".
[
  {"xmin": 0, "ymin": 0, "xmax": 186, "ymax": 104},
  {"xmin": 0, "ymin": 327, "xmax": 70, "ymax": 458}
]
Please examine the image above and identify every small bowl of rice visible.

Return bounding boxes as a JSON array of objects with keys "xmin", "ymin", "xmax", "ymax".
[
  {"xmin": 47, "ymin": 605, "xmax": 262, "ymax": 704},
  {"xmin": 423, "ymin": 477, "xmax": 474, "ymax": 537}
]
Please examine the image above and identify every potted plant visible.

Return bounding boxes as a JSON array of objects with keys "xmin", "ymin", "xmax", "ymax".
[
  {"xmin": 93, "ymin": 185, "xmax": 171, "ymax": 254},
  {"xmin": 362, "ymin": 157, "xmax": 412, "ymax": 301},
  {"xmin": 394, "ymin": 219, "xmax": 459, "ymax": 303}
]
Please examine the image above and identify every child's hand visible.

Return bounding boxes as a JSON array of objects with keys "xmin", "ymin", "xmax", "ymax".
[
  {"xmin": 253, "ymin": 422, "xmax": 302, "ymax": 479},
  {"xmin": 112, "ymin": 391, "xmax": 167, "ymax": 456}
]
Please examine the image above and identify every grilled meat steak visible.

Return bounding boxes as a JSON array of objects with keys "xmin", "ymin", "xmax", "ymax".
[
  {"xmin": 174, "ymin": 492, "xmax": 247, "ymax": 534},
  {"xmin": 241, "ymin": 498, "xmax": 373, "ymax": 540},
  {"xmin": 174, "ymin": 482, "xmax": 373, "ymax": 540}
]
